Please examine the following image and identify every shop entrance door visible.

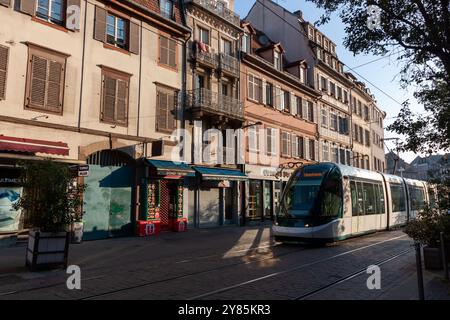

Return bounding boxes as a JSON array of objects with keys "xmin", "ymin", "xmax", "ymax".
[{"xmin": 159, "ymin": 180, "xmax": 179, "ymax": 231}]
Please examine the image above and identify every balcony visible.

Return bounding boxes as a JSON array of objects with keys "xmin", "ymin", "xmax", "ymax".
[
  {"xmin": 188, "ymin": 0, "xmax": 241, "ymax": 28},
  {"xmin": 187, "ymin": 88, "xmax": 244, "ymax": 120},
  {"xmin": 189, "ymin": 42, "xmax": 219, "ymax": 69},
  {"xmin": 219, "ymin": 53, "xmax": 239, "ymax": 78}
]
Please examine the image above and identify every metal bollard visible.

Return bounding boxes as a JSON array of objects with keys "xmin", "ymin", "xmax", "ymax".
[
  {"xmin": 440, "ymin": 232, "xmax": 449, "ymax": 281},
  {"xmin": 415, "ymin": 242, "xmax": 425, "ymax": 300}
]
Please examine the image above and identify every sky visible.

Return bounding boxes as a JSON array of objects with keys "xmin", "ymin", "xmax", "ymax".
[{"xmin": 234, "ymin": 0, "xmax": 424, "ymax": 163}]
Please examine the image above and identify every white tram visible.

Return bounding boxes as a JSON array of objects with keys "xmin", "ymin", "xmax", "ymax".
[{"xmin": 273, "ymin": 163, "xmax": 431, "ymax": 242}]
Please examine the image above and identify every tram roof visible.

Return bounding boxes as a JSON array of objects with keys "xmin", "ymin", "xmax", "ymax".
[{"xmin": 323, "ymin": 163, "xmax": 384, "ymax": 181}]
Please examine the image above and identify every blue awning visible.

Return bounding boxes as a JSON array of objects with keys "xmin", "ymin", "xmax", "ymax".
[
  {"xmin": 193, "ymin": 166, "xmax": 247, "ymax": 181},
  {"xmin": 145, "ymin": 159, "xmax": 194, "ymax": 177}
]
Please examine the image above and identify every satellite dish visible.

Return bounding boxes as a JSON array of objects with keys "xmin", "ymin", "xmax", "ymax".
[{"xmin": 258, "ymin": 34, "xmax": 270, "ymax": 46}]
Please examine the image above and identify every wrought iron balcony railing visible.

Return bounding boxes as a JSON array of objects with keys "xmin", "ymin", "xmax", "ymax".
[
  {"xmin": 189, "ymin": 42, "xmax": 219, "ymax": 69},
  {"xmin": 219, "ymin": 53, "xmax": 239, "ymax": 77},
  {"xmin": 188, "ymin": 0, "xmax": 241, "ymax": 27},
  {"xmin": 187, "ymin": 88, "xmax": 244, "ymax": 119}
]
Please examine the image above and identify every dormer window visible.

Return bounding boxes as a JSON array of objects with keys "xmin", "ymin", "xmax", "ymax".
[
  {"xmin": 160, "ymin": 0, "xmax": 174, "ymax": 20},
  {"xmin": 241, "ymin": 33, "xmax": 251, "ymax": 53},
  {"xmin": 274, "ymin": 51, "xmax": 282, "ymax": 70}
]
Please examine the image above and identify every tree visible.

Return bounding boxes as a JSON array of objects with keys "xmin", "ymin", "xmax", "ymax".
[{"xmin": 307, "ymin": 0, "xmax": 450, "ymax": 153}]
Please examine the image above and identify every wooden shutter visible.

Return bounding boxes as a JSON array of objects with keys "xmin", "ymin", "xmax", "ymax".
[
  {"xmin": 116, "ymin": 79, "xmax": 128, "ymax": 124},
  {"xmin": 304, "ymin": 138, "xmax": 310, "ymax": 160},
  {"xmin": 159, "ymin": 36, "xmax": 169, "ymax": 65},
  {"xmin": 129, "ymin": 22, "xmax": 140, "ymax": 55},
  {"xmin": 102, "ymin": 76, "xmax": 116, "ymax": 121},
  {"xmin": 168, "ymin": 92, "xmax": 177, "ymax": 131},
  {"xmin": 17, "ymin": 0, "xmax": 35, "ymax": 15},
  {"xmin": 29, "ymin": 56, "xmax": 48, "ymax": 108},
  {"xmin": 168, "ymin": 39, "xmax": 176, "ymax": 67},
  {"xmin": 302, "ymin": 100, "xmax": 308, "ymax": 120},
  {"xmin": 0, "ymin": 0, "xmax": 10, "ymax": 7},
  {"xmin": 66, "ymin": 0, "xmax": 81, "ymax": 31},
  {"xmin": 0, "ymin": 46, "xmax": 8, "ymax": 100},
  {"xmin": 290, "ymin": 93, "xmax": 296, "ymax": 115},
  {"xmin": 46, "ymin": 60, "xmax": 64, "ymax": 111},
  {"xmin": 94, "ymin": 6, "xmax": 107, "ymax": 42},
  {"xmin": 156, "ymin": 90, "xmax": 168, "ymax": 132}
]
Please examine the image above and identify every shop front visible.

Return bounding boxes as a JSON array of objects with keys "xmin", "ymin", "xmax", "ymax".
[
  {"xmin": 141, "ymin": 160, "xmax": 194, "ymax": 234},
  {"xmin": 192, "ymin": 166, "xmax": 247, "ymax": 228},
  {"xmin": 0, "ymin": 166, "xmax": 23, "ymax": 233}
]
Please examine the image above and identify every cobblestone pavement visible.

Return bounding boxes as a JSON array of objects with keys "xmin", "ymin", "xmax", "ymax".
[{"xmin": 0, "ymin": 226, "xmax": 448, "ymax": 300}]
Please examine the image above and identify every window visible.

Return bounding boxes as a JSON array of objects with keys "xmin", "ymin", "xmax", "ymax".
[
  {"xmin": 330, "ymin": 113, "xmax": 338, "ymax": 131},
  {"xmin": 359, "ymin": 126, "xmax": 364, "ymax": 144},
  {"xmin": 296, "ymin": 96, "xmax": 302, "ymax": 117},
  {"xmin": 390, "ymin": 184, "xmax": 406, "ymax": 212},
  {"xmin": 339, "ymin": 149, "xmax": 346, "ymax": 165},
  {"xmin": 346, "ymin": 150, "xmax": 352, "ymax": 166},
  {"xmin": 159, "ymin": 35, "xmax": 177, "ymax": 68},
  {"xmin": 322, "ymin": 143, "xmax": 329, "ymax": 161},
  {"xmin": 321, "ymin": 108, "xmax": 328, "ymax": 127},
  {"xmin": 343, "ymin": 90, "xmax": 348, "ymax": 104},
  {"xmin": 199, "ymin": 27, "xmax": 210, "ymax": 45},
  {"xmin": 329, "ymin": 82, "xmax": 336, "ymax": 97},
  {"xmin": 297, "ymin": 136, "xmax": 304, "ymax": 158},
  {"xmin": 25, "ymin": 45, "xmax": 67, "ymax": 113},
  {"xmin": 160, "ymin": 0, "xmax": 173, "ymax": 20},
  {"xmin": 350, "ymin": 181, "xmax": 360, "ymax": 216},
  {"xmin": 248, "ymin": 126, "xmax": 259, "ymax": 152},
  {"xmin": 283, "ymin": 91, "xmax": 290, "ymax": 112},
  {"xmin": 36, "ymin": 0, "xmax": 64, "ymax": 25},
  {"xmin": 266, "ymin": 128, "xmax": 276, "ymax": 156},
  {"xmin": 358, "ymin": 101, "xmax": 362, "ymax": 116},
  {"xmin": 247, "ymin": 75, "xmax": 262, "ymax": 102},
  {"xmin": 320, "ymin": 168, "xmax": 343, "ymax": 217},
  {"xmin": 156, "ymin": 87, "xmax": 177, "ymax": 132},
  {"xmin": 265, "ymin": 82, "xmax": 273, "ymax": 106},
  {"xmin": 0, "ymin": 45, "xmax": 8, "ymax": 100},
  {"xmin": 100, "ymin": 68, "xmax": 130, "ymax": 126},
  {"xmin": 221, "ymin": 38, "xmax": 232, "ymax": 55},
  {"xmin": 363, "ymin": 183, "xmax": 376, "ymax": 215},
  {"xmin": 331, "ymin": 146, "xmax": 338, "ymax": 162},
  {"xmin": 281, "ymin": 132, "xmax": 291, "ymax": 157},
  {"xmin": 320, "ymin": 76, "xmax": 328, "ymax": 92},
  {"xmin": 241, "ymin": 33, "xmax": 251, "ymax": 53},
  {"xmin": 337, "ymin": 87, "xmax": 342, "ymax": 101},
  {"xmin": 364, "ymin": 105, "xmax": 370, "ymax": 121},
  {"xmin": 274, "ymin": 51, "xmax": 282, "ymax": 70},
  {"xmin": 107, "ymin": 13, "xmax": 127, "ymax": 49},
  {"xmin": 410, "ymin": 186, "xmax": 426, "ymax": 211},
  {"xmin": 365, "ymin": 129, "xmax": 371, "ymax": 146},
  {"xmin": 308, "ymin": 101, "xmax": 314, "ymax": 122},
  {"xmin": 309, "ymin": 139, "xmax": 315, "ymax": 160},
  {"xmin": 292, "ymin": 135, "xmax": 298, "ymax": 158}
]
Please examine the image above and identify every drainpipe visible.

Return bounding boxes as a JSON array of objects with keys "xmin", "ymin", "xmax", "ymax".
[{"xmin": 180, "ymin": 0, "xmax": 191, "ymax": 163}]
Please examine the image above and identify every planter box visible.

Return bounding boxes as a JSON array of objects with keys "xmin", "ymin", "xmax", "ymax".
[
  {"xmin": 71, "ymin": 222, "xmax": 84, "ymax": 244},
  {"xmin": 26, "ymin": 230, "xmax": 70, "ymax": 271},
  {"xmin": 423, "ymin": 246, "xmax": 443, "ymax": 270}
]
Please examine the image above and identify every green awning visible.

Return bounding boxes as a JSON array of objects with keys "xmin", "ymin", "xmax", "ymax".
[
  {"xmin": 145, "ymin": 159, "xmax": 194, "ymax": 177},
  {"xmin": 193, "ymin": 166, "xmax": 247, "ymax": 181}
]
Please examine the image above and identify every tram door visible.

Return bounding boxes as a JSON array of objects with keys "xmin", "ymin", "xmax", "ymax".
[{"xmin": 350, "ymin": 181, "xmax": 364, "ymax": 234}]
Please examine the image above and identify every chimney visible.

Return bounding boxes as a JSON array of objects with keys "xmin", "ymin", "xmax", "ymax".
[{"xmin": 294, "ymin": 10, "xmax": 303, "ymax": 21}]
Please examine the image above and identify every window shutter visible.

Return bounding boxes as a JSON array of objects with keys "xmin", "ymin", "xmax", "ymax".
[
  {"xmin": 315, "ymin": 140, "xmax": 319, "ymax": 162},
  {"xmin": 275, "ymin": 86, "xmax": 281, "ymax": 110},
  {"xmin": 116, "ymin": 80, "xmax": 128, "ymax": 124},
  {"xmin": 304, "ymin": 138, "xmax": 310, "ymax": 160},
  {"xmin": 302, "ymin": 100, "xmax": 308, "ymax": 120},
  {"xmin": 261, "ymin": 79, "xmax": 266, "ymax": 104},
  {"xmin": 292, "ymin": 135, "xmax": 298, "ymax": 158},
  {"xmin": 0, "ymin": 46, "xmax": 8, "ymax": 100},
  {"xmin": 129, "ymin": 22, "xmax": 140, "ymax": 55},
  {"xmin": 17, "ymin": 0, "xmax": 35, "ymax": 15},
  {"xmin": 46, "ymin": 60, "xmax": 64, "ymax": 112},
  {"xmin": 290, "ymin": 93, "xmax": 296, "ymax": 115},
  {"xmin": 103, "ymin": 76, "xmax": 116, "ymax": 121},
  {"xmin": 66, "ymin": 0, "xmax": 81, "ymax": 30},
  {"xmin": 169, "ymin": 39, "xmax": 176, "ymax": 67},
  {"xmin": 159, "ymin": 36, "xmax": 169, "ymax": 65},
  {"xmin": 0, "ymin": 0, "xmax": 10, "ymax": 7},
  {"xmin": 156, "ymin": 91, "xmax": 168, "ymax": 132},
  {"xmin": 169, "ymin": 92, "xmax": 177, "ymax": 131},
  {"xmin": 29, "ymin": 56, "xmax": 48, "ymax": 108},
  {"xmin": 94, "ymin": 6, "xmax": 107, "ymax": 42}
]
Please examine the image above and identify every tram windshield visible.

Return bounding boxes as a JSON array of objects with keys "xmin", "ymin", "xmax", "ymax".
[{"xmin": 279, "ymin": 164, "xmax": 339, "ymax": 219}]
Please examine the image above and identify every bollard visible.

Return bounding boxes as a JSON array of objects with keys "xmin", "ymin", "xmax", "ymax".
[
  {"xmin": 415, "ymin": 242, "xmax": 425, "ymax": 300},
  {"xmin": 440, "ymin": 232, "xmax": 449, "ymax": 281}
]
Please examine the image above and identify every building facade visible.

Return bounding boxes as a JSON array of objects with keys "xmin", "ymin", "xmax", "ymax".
[
  {"xmin": 240, "ymin": 22, "xmax": 320, "ymax": 224},
  {"xmin": 0, "ymin": 0, "xmax": 190, "ymax": 237}
]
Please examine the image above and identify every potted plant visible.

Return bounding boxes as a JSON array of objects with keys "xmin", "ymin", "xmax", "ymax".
[
  {"xmin": 13, "ymin": 160, "xmax": 84, "ymax": 271},
  {"xmin": 405, "ymin": 206, "xmax": 450, "ymax": 270}
]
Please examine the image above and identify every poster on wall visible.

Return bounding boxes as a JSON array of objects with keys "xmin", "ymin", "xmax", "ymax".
[{"xmin": 0, "ymin": 187, "xmax": 23, "ymax": 232}]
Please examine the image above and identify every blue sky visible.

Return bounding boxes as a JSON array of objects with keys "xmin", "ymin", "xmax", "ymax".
[{"xmin": 235, "ymin": 0, "xmax": 422, "ymax": 163}]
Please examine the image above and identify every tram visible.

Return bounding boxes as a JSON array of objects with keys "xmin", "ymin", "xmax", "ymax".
[{"xmin": 273, "ymin": 162, "xmax": 431, "ymax": 243}]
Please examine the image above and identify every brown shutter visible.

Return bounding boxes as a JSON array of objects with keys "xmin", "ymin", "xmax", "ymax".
[
  {"xmin": 102, "ymin": 76, "xmax": 116, "ymax": 121},
  {"xmin": 168, "ymin": 92, "xmax": 176, "ymax": 130},
  {"xmin": 0, "ymin": 0, "xmax": 10, "ymax": 7},
  {"xmin": 129, "ymin": 22, "xmax": 140, "ymax": 55},
  {"xmin": 46, "ymin": 60, "xmax": 64, "ymax": 112},
  {"xmin": 159, "ymin": 36, "xmax": 168, "ymax": 65},
  {"xmin": 116, "ymin": 79, "xmax": 128, "ymax": 124},
  {"xmin": 94, "ymin": 6, "xmax": 107, "ymax": 42},
  {"xmin": 156, "ymin": 91, "xmax": 168, "ymax": 132},
  {"xmin": 0, "ymin": 46, "xmax": 8, "ymax": 100},
  {"xmin": 168, "ymin": 39, "xmax": 176, "ymax": 67},
  {"xmin": 17, "ymin": 0, "xmax": 35, "ymax": 15},
  {"xmin": 29, "ymin": 56, "xmax": 48, "ymax": 108},
  {"xmin": 66, "ymin": 0, "xmax": 81, "ymax": 31}
]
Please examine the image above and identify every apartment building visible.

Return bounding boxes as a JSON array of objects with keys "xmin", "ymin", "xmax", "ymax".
[
  {"xmin": 371, "ymin": 102, "xmax": 386, "ymax": 172},
  {"xmin": 240, "ymin": 22, "xmax": 320, "ymax": 224},
  {"xmin": 0, "ymin": 0, "xmax": 190, "ymax": 237},
  {"xmin": 183, "ymin": 0, "xmax": 246, "ymax": 228}
]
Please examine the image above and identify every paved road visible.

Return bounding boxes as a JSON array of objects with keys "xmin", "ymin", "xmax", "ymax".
[{"xmin": 0, "ymin": 226, "xmax": 448, "ymax": 300}]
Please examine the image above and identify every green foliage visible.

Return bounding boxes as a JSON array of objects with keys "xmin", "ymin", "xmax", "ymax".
[
  {"xmin": 306, "ymin": 0, "xmax": 450, "ymax": 153},
  {"xmin": 13, "ymin": 160, "xmax": 85, "ymax": 232}
]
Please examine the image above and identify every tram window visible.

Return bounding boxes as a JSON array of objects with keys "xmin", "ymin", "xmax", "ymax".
[
  {"xmin": 357, "ymin": 181, "xmax": 364, "ymax": 215},
  {"xmin": 320, "ymin": 168, "xmax": 343, "ymax": 217},
  {"xmin": 363, "ymin": 183, "xmax": 376, "ymax": 215},
  {"xmin": 350, "ymin": 181, "xmax": 359, "ymax": 216},
  {"xmin": 411, "ymin": 186, "xmax": 426, "ymax": 211},
  {"xmin": 373, "ymin": 184, "xmax": 380, "ymax": 214},
  {"xmin": 378, "ymin": 184, "xmax": 386, "ymax": 213},
  {"xmin": 390, "ymin": 184, "xmax": 406, "ymax": 212}
]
